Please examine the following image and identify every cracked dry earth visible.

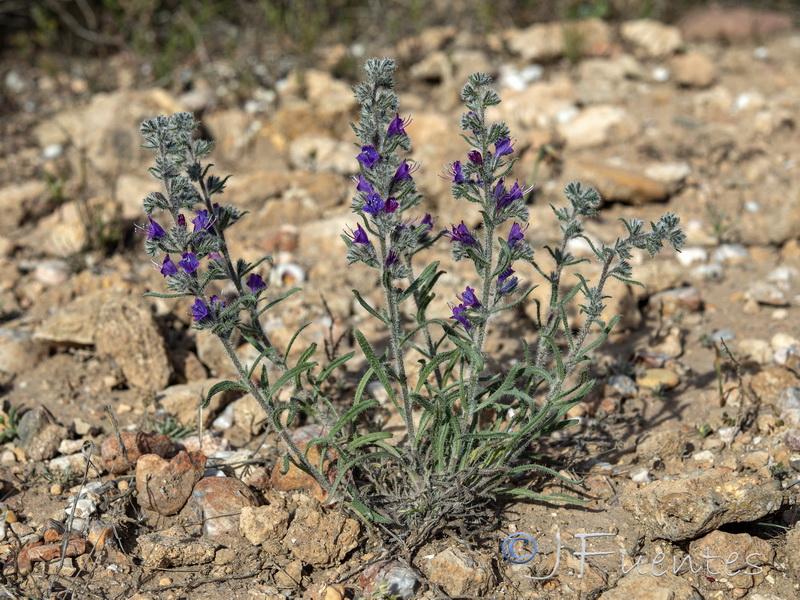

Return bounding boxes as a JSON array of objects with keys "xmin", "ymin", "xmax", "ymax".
[{"xmin": 2, "ymin": 8, "xmax": 800, "ymax": 600}]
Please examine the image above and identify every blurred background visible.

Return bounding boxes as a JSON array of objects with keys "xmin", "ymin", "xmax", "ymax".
[{"xmin": 2, "ymin": 1, "xmax": 798, "ymax": 88}]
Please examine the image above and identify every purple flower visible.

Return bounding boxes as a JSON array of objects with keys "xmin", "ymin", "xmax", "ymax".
[
  {"xmin": 451, "ymin": 303, "xmax": 471, "ymax": 330},
  {"xmin": 393, "ymin": 160, "xmax": 416, "ymax": 182},
  {"xmin": 494, "ymin": 138, "xmax": 514, "ymax": 157},
  {"xmin": 498, "ymin": 267, "xmax": 519, "ymax": 296},
  {"xmin": 385, "ymin": 250, "xmax": 399, "ymax": 267},
  {"xmin": 192, "ymin": 209, "xmax": 213, "ymax": 233},
  {"xmin": 420, "ymin": 213, "xmax": 435, "ymax": 231},
  {"xmin": 384, "ymin": 197, "xmax": 399, "ymax": 213},
  {"xmin": 387, "ymin": 113, "xmax": 411, "ymax": 137},
  {"xmin": 508, "ymin": 222, "xmax": 528, "ymax": 248},
  {"xmin": 247, "ymin": 273, "xmax": 266, "ymax": 293},
  {"xmin": 346, "ymin": 223, "xmax": 371, "ymax": 245},
  {"xmin": 445, "ymin": 222, "xmax": 477, "ymax": 246},
  {"xmin": 363, "ymin": 193, "xmax": 385, "ymax": 215},
  {"xmin": 179, "ymin": 252, "xmax": 199, "ymax": 275},
  {"xmin": 355, "ymin": 174, "xmax": 375, "ymax": 194},
  {"xmin": 357, "ymin": 145, "xmax": 380, "ymax": 168},
  {"xmin": 458, "ymin": 286, "xmax": 481, "ymax": 308},
  {"xmin": 147, "ymin": 217, "xmax": 166, "ymax": 239},
  {"xmin": 208, "ymin": 252, "xmax": 223, "ymax": 262},
  {"xmin": 160, "ymin": 254, "xmax": 178, "ymax": 277},
  {"xmin": 209, "ymin": 295, "xmax": 226, "ymax": 310},
  {"xmin": 445, "ymin": 160, "xmax": 467, "ymax": 184},
  {"xmin": 494, "ymin": 179, "xmax": 524, "ymax": 211},
  {"xmin": 468, "ymin": 150, "xmax": 483, "ymax": 165},
  {"xmin": 177, "ymin": 214, "xmax": 186, "ymax": 227},
  {"xmin": 190, "ymin": 298, "xmax": 208, "ymax": 322}
]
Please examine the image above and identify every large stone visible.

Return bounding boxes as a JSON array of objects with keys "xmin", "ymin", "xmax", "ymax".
[
  {"xmin": 135, "ymin": 451, "xmax": 206, "ymax": 516},
  {"xmin": 672, "ymin": 53, "xmax": 717, "ymax": 89},
  {"xmin": 563, "ymin": 159, "xmax": 668, "ymax": 204},
  {"xmin": 101, "ymin": 431, "xmax": 174, "ymax": 474},
  {"xmin": 95, "ymin": 295, "xmax": 171, "ymax": 391},
  {"xmin": 620, "ymin": 19, "xmax": 683, "ymax": 58},
  {"xmin": 184, "ymin": 476, "xmax": 260, "ymax": 536},
  {"xmin": 558, "ymin": 107, "xmax": 639, "ymax": 150},
  {"xmin": 425, "ymin": 547, "xmax": 495, "ymax": 597},
  {"xmin": 505, "ymin": 19, "xmax": 612, "ymax": 62},
  {"xmin": 17, "ymin": 406, "xmax": 68, "ymax": 462},
  {"xmin": 283, "ymin": 497, "xmax": 359, "ymax": 566},
  {"xmin": 33, "ymin": 89, "xmax": 184, "ymax": 183},
  {"xmin": 136, "ymin": 525, "xmax": 218, "ymax": 568},
  {"xmin": 598, "ymin": 570, "xmax": 701, "ymax": 600},
  {"xmin": 156, "ymin": 378, "xmax": 239, "ymax": 428},
  {"xmin": 33, "ymin": 290, "xmax": 112, "ymax": 347},
  {"xmin": 619, "ymin": 470, "xmax": 785, "ymax": 541},
  {"xmin": 679, "ymin": 6, "xmax": 793, "ymax": 43}
]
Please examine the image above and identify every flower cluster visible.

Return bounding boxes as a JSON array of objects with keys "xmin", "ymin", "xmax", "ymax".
[{"xmin": 344, "ymin": 58, "xmax": 435, "ymax": 278}]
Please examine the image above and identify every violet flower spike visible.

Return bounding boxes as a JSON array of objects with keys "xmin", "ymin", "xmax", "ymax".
[
  {"xmin": 393, "ymin": 160, "xmax": 417, "ymax": 182},
  {"xmin": 387, "ymin": 113, "xmax": 411, "ymax": 137},
  {"xmin": 508, "ymin": 222, "xmax": 528, "ymax": 248},
  {"xmin": 451, "ymin": 303, "xmax": 471, "ymax": 330},
  {"xmin": 346, "ymin": 223, "xmax": 371, "ymax": 245},
  {"xmin": 420, "ymin": 213, "xmax": 435, "ymax": 231},
  {"xmin": 178, "ymin": 252, "xmax": 199, "ymax": 275},
  {"xmin": 498, "ymin": 267, "xmax": 519, "ymax": 296},
  {"xmin": 458, "ymin": 286, "xmax": 481, "ymax": 308},
  {"xmin": 357, "ymin": 145, "xmax": 380, "ymax": 168},
  {"xmin": 384, "ymin": 197, "xmax": 399, "ymax": 213},
  {"xmin": 494, "ymin": 138, "xmax": 514, "ymax": 158},
  {"xmin": 445, "ymin": 222, "xmax": 477, "ymax": 246},
  {"xmin": 190, "ymin": 298, "xmax": 208, "ymax": 322},
  {"xmin": 193, "ymin": 209, "xmax": 214, "ymax": 233},
  {"xmin": 444, "ymin": 160, "xmax": 467, "ymax": 184},
  {"xmin": 385, "ymin": 250, "xmax": 399, "ymax": 267},
  {"xmin": 146, "ymin": 217, "xmax": 166, "ymax": 239},
  {"xmin": 177, "ymin": 214, "xmax": 186, "ymax": 227},
  {"xmin": 363, "ymin": 193, "xmax": 385, "ymax": 215},
  {"xmin": 468, "ymin": 150, "xmax": 483, "ymax": 165},
  {"xmin": 355, "ymin": 174, "xmax": 375, "ymax": 194},
  {"xmin": 160, "ymin": 254, "xmax": 178, "ymax": 277},
  {"xmin": 247, "ymin": 273, "xmax": 266, "ymax": 294}
]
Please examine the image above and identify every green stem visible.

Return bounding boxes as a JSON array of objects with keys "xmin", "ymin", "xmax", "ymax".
[{"xmin": 218, "ymin": 335, "xmax": 331, "ymax": 495}]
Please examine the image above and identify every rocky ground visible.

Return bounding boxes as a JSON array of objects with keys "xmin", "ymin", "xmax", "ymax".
[{"xmin": 2, "ymin": 6, "xmax": 800, "ymax": 600}]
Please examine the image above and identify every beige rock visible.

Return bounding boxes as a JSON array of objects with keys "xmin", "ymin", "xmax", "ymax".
[
  {"xmin": 426, "ymin": 547, "xmax": 495, "ymax": 597},
  {"xmin": 95, "ymin": 295, "xmax": 171, "ymax": 391},
  {"xmin": 0, "ymin": 180, "xmax": 47, "ymax": 233},
  {"xmin": 33, "ymin": 290, "xmax": 112, "ymax": 347},
  {"xmin": 672, "ymin": 53, "xmax": 717, "ymax": 89},
  {"xmin": 637, "ymin": 368, "xmax": 680, "ymax": 390},
  {"xmin": 283, "ymin": 497, "xmax": 360, "ymax": 566},
  {"xmin": 156, "ymin": 378, "xmax": 240, "ymax": 428},
  {"xmin": 620, "ymin": 470, "xmax": 785, "ymax": 541},
  {"xmin": 621, "ymin": 19, "xmax": 683, "ymax": 58},
  {"xmin": 136, "ymin": 525, "xmax": 218, "ymax": 568},
  {"xmin": 564, "ymin": 159, "xmax": 667, "ymax": 204},
  {"xmin": 598, "ymin": 570, "xmax": 700, "ymax": 599},
  {"xmin": 239, "ymin": 504, "xmax": 290, "ymax": 546}
]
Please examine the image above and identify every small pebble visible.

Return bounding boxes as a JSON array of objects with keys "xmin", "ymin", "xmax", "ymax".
[
  {"xmin": 712, "ymin": 244, "xmax": 749, "ymax": 264},
  {"xmin": 709, "ymin": 329, "xmax": 735, "ymax": 343},
  {"xmin": 50, "ymin": 483, "xmax": 63, "ymax": 496},
  {"xmin": 159, "ymin": 577, "xmax": 172, "ymax": 586},
  {"xmin": 630, "ymin": 467, "xmax": 652, "ymax": 483},
  {"xmin": 676, "ymin": 246, "xmax": 707, "ymax": 267},
  {"xmin": 637, "ymin": 368, "xmax": 680, "ymax": 391}
]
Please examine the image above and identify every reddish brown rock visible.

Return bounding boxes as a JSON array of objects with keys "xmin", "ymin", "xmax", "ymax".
[
  {"xmin": 184, "ymin": 477, "xmax": 259, "ymax": 536},
  {"xmin": 102, "ymin": 431, "xmax": 174, "ymax": 474},
  {"xmin": 135, "ymin": 451, "xmax": 207, "ymax": 516}
]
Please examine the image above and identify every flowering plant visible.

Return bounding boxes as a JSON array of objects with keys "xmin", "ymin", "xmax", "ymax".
[{"xmin": 140, "ymin": 58, "xmax": 685, "ymax": 549}]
